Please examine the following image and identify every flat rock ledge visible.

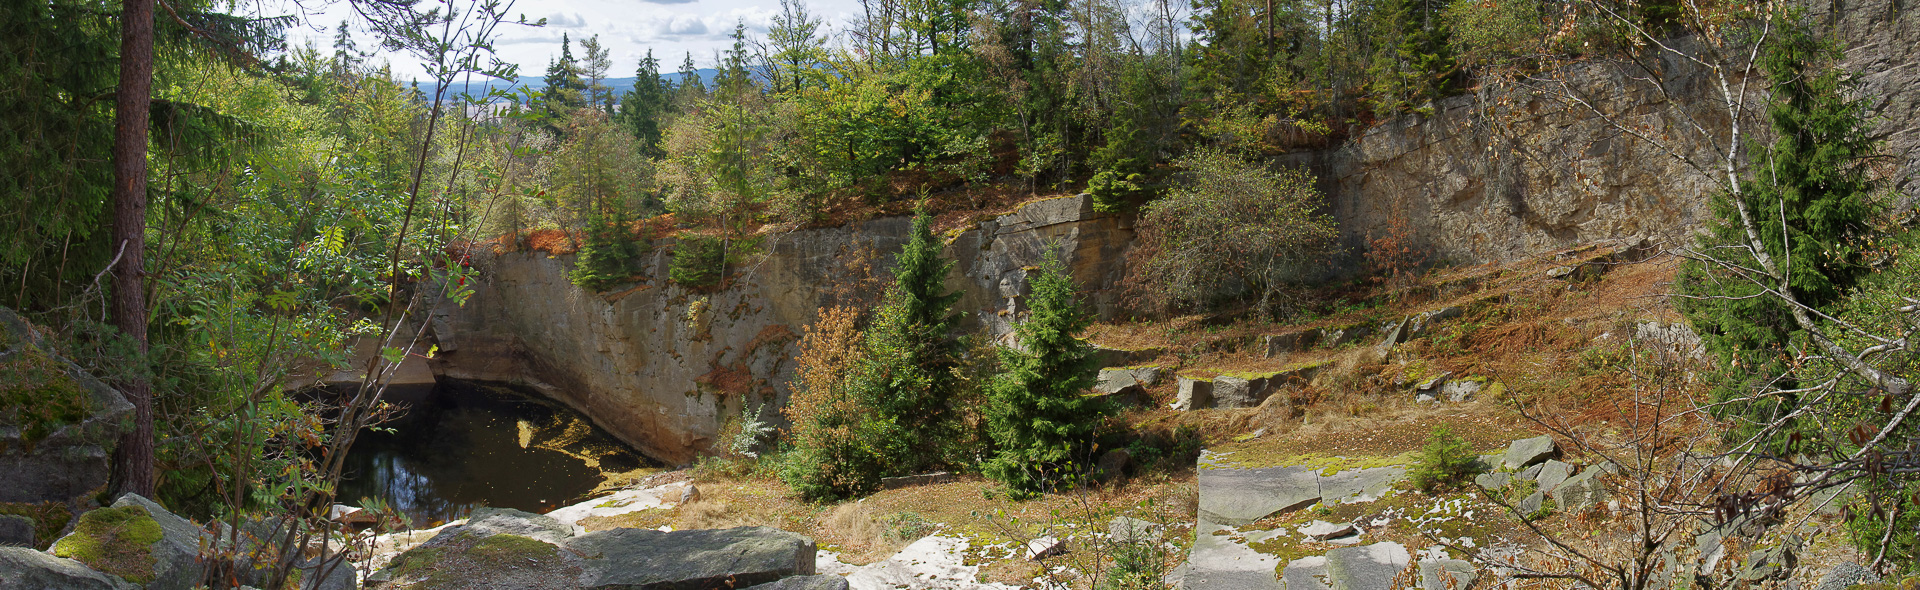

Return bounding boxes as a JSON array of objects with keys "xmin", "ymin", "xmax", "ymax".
[{"xmin": 370, "ymin": 508, "xmax": 819, "ymax": 590}]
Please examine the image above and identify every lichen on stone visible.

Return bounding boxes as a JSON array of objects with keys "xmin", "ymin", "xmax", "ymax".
[
  {"xmin": 468, "ymin": 533, "xmax": 561, "ymax": 561},
  {"xmin": 50, "ymin": 504, "xmax": 164, "ymax": 584},
  {"xmin": 0, "ymin": 335, "xmax": 98, "ymax": 446}
]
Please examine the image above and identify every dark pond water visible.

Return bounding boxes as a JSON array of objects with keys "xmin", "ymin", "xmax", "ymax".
[{"xmin": 338, "ymin": 379, "xmax": 654, "ymax": 526}]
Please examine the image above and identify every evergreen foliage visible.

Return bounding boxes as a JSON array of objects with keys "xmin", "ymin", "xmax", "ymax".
[
  {"xmin": 541, "ymin": 33, "xmax": 589, "ymax": 118},
  {"xmin": 1409, "ymin": 426, "xmax": 1481, "ymax": 493},
  {"xmin": 984, "ymin": 250, "xmax": 1109, "ymax": 495},
  {"xmin": 616, "ymin": 50, "xmax": 674, "ymax": 158},
  {"xmin": 853, "ymin": 211, "xmax": 966, "ymax": 472},
  {"xmin": 1677, "ymin": 20, "xmax": 1878, "ymax": 443},
  {"xmin": 669, "ymin": 235, "xmax": 727, "ymax": 290},
  {"xmin": 569, "ymin": 207, "xmax": 645, "ymax": 292}
]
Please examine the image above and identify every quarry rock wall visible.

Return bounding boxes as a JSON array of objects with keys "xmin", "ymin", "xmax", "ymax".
[
  {"xmin": 429, "ymin": 4, "xmax": 1917, "ymax": 463},
  {"xmin": 432, "ymin": 196, "xmax": 1133, "ymax": 465}
]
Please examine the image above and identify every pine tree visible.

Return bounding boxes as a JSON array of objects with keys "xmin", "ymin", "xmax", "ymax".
[
  {"xmin": 542, "ymin": 33, "xmax": 588, "ymax": 115},
  {"xmin": 617, "ymin": 50, "xmax": 673, "ymax": 157},
  {"xmin": 711, "ymin": 21, "xmax": 758, "ymax": 99},
  {"xmin": 855, "ymin": 210, "xmax": 964, "ymax": 471},
  {"xmin": 674, "ymin": 52, "xmax": 706, "ymax": 108},
  {"xmin": 1678, "ymin": 19, "xmax": 1877, "ymax": 444},
  {"xmin": 569, "ymin": 204, "xmax": 643, "ymax": 291},
  {"xmin": 984, "ymin": 249, "xmax": 1109, "ymax": 495}
]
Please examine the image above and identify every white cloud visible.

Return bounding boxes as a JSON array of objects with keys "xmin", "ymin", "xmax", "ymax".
[
  {"xmin": 546, "ymin": 12, "xmax": 588, "ymax": 27},
  {"xmin": 660, "ymin": 14, "xmax": 709, "ymax": 36},
  {"xmin": 290, "ymin": 0, "xmax": 858, "ymax": 79}
]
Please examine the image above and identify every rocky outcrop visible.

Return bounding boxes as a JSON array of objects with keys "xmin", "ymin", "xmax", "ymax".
[
  {"xmin": 1307, "ymin": 2, "xmax": 1918, "ymax": 266},
  {"xmin": 433, "ymin": 195, "xmax": 1135, "ymax": 464},
  {"xmin": 370, "ymin": 508, "xmax": 819, "ymax": 590},
  {"xmin": 7, "ymin": 494, "xmax": 352, "ymax": 590},
  {"xmin": 0, "ymin": 309, "xmax": 133, "ymax": 509},
  {"xmin": 0, "ymin": 547, "xmax": 134, "ymax": 590}
]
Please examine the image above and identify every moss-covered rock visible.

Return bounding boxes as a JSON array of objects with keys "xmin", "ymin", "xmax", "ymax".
[
  {"xmin": 50, "ymin": 505, "xmax": 163, "ymax": 584},
  {"xmin": 51, "ymin": 494, "xmax": 215, "ymax": 590},
  {"xmin": 379, "ymin": 530, "xmax": 581, "ymax": 589},
  {"xmin": 0, "ymin": 307, "xmax": 133, "ymax": 506}
]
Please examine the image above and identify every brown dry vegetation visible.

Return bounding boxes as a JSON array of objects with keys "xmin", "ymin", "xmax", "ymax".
[{"xmin": 560, "ymin": 238, "xmax": 1728, "ymax": 587}]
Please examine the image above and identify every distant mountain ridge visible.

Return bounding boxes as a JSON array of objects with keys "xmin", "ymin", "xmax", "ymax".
[{"xmin": 439, "ymin": 70, "xmax": 720, "ymax": 101}]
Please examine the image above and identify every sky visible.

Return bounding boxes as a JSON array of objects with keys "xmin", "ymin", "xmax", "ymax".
[{"xmin": 275, "ymin": 0, "xmax": 870, "ymax": 82}]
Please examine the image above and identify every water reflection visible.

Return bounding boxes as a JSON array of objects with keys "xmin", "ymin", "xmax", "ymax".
[{"xmin": 339, "ymin": 379, "xmax": 651, "ymax": 526}]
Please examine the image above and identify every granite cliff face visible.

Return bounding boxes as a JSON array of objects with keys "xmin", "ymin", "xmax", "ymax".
[
  {"xmin": 1314, "ymin": 0, "xmax": 1917, "ymax": 265},
  {"xmin": 426, "ymin": 5, "xmax": 1918, "ymax": 463},
  {"xmin": 431, "ymin": 195, "xmax": 1133, "ymax": 465}
]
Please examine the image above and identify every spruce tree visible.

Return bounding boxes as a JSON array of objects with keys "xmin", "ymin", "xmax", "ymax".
[
  {"xmin": 1678, "ymin": 19, "xmax": 1877, "ymax": 443},
  {"xmin": 569, "ymin": 205, "xmax": 642, "ymax": 291},
  {"xmin": 984, "ymin": 250, "xmax": 1109, "ymax": 495},
  {"xmin": 855, "ymin": 210, "xmax": 964, "ymax": 471},
  {"xmin": 617, "ymin": 50, "xmax": 673, "ymax": 158},
  {"xmin": 541, "ymin": 34, "xmax": 588, "ymax": 116}
]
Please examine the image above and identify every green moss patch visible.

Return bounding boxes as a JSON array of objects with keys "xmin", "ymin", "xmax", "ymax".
[
  {"xmin": 0, "ymin": 340, "xmax": 97, "ymax": 446},
  {"xmin": 1205, "ymin": 450, "xmax": 1418, "ymax": 474},
  {"xmin": 384, "ymin": 531, "xmax": 578, "ymax": 589},
  {"xmin": 468, "ymin": 533, "xmax": 560, "ymax": 561},
  {"xmin": 50, "ymin": 505, "xmax": 163, "ymax": 584}
]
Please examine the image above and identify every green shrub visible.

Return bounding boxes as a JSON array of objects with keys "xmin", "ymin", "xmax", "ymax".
[
  {"xmin": 1410, "ymin": 426, "xmax": 1483, "ymax": 493},
  {"xmin": 668, "ymin": 235, "xmax": 726, "ymax": 289},
  {"xmin": 984, "ymin": 251, "xmax": 1112, "ymax": 495},
  {"xmin": 569, "ymin": 207, "xmax": 648, "ymax": 292}
]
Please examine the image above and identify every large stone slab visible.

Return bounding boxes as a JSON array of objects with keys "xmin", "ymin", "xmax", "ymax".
[
  {"xmin": 463, "ymin": 507, "xmax": 573, "ymax": 544},
  {"xmin": 1199, "ymin": 465, "xmax": 1325, "ymax": 525},
  {"xmin": 1318, "ymin": 467, "xmax": 1408, "ymax": 505},
  {"xmin": 1551, "ymin": 468, "xmax": 1607, "ymax": 512},
  {"xmin": 1534, "ymin": 460, "xmax": 1572, "ymax": 492},
  {"xmin": 1417, "ymin": 559, "xmax": 1475, "ymax": 590},
  {"xmin": 1325, "ymin": 542, "xmax": 1411, "ymax": 590},
  {"xmin": 1373, "ymin": 320, "xmax": 1407, "ymax": 355},
  {"xmin": 832, "ymin": 535, "xmax": 1017, "ymax": 590},
  {"xmin": 0, "ymin": 515, "xmax": 33, "ymax": 549},
  {"xmin": 1503, "ymin": 437, "xmax": 1556, "ymax": 470},
  {"xmin": 375, "ymin": 527, "xmax": 585, "ymax": 588},
  {"xmin": 1180, "ymin": 522, "xmax": 1283, "ymax": 590},
  {"xmin": 1096, "ymin": 368, "xmax": 1142, "ymax": 394},
  {"xmin": 0, "ymin": 547, "xmax": 135, "ymax": 590},
  {"xmin": 1281, "ymin": 556, "xmax": 1331, "ymax": 590},
  {"xmin": 569, "ymin": 526, "xmax": 816, "ymax": 589},
  {"xmin": 1213, "ymin": 376, "xmax": 1264, "ymax": 409},
  {"xmin": 747, "ymin": 575, "xmax": 851, "ymax": 590}
]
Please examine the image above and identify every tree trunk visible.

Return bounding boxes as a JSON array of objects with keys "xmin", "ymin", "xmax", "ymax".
[{"xmin": 108, "ymin": 0, "xmax": 157, "ymax": 499}]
